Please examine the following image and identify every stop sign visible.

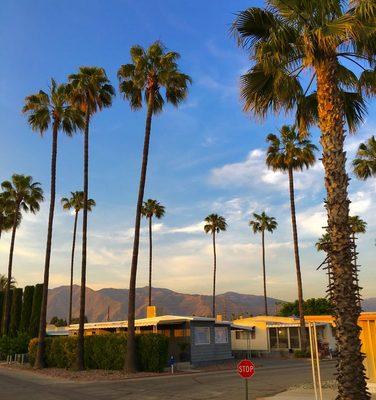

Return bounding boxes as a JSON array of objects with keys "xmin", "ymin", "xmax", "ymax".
[{"xmin": 237, "ymin": 359, "xmax": 255, "ymax": 379}]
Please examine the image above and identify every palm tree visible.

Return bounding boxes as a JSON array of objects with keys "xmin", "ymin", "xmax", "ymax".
[
  {"xmin": 61, "ymin": 191, "xmax": 96, "ymax": 324},
  {"xmin": 23, "ymin": 79, "xmax": 84, "ymax": 368},
  {"xmin": 266, "ymin": 125, "xmax": 317, "ymax": 349},
  {"xmin": 0, "ymin": 274, "xmax": 16, "ymax": 291},
  {"xmin": 349, "ymin": 215, "xmax": 367, "ymax": 306},
  {"xmin": 249, "ymin": 212, "xmax": 277, "ymax": 316},
  {"xmin": 118, "ymin": 41, "xmax": 191, "ymax": 372},
  {"xmin": 203, "ymin": 214, "xmax": 227, "ymax": 318},
  {"xmin": 315, "ymin": 233, "xmax": 333, "ymax": 299},
  {"xmin": 68, "ymin": 67, "xmax": 114, "ymax": 369},
  {"xmin": 141, "ymin": 199, "xmax": 165, "ymax": 307},
  {"xmin": 232, "ymin": 3, "xmax": 374, "ymax": 396},
  {"xmin": 353, "ymin": 136, "xmax": 376, "ymax": 180},
  {"xmin": 1, "ymin": 174, "xmax": 43, "ymax": 335},
  {"xmin": 0, "ymin": 192, "xmax": 18, "ymax": 240}
]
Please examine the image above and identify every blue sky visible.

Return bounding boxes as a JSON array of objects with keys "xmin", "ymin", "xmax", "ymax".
[{"xmin": 1, "ymin": 0, "xmax": 375, "ymax": 301}]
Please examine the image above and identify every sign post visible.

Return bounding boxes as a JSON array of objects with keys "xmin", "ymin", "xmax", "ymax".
[{"xmin": 237, "ymin": 359, "xmax": 255, "ymax": 400}]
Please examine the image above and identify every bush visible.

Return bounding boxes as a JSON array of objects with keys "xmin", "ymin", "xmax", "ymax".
[
  {"xmin": 29, "ymin": 284, "xmax": 43, "ymax": 338},
  {"xmin": 10, "ymin": 288, "xmax": 23, "ymax": 336},
  {"xmin": 28, "ymin": 333, "xmax": 168, "ymax": 372},
  {"xmin": 294, "ymin": 349, "xmax": 311, "ymax": 358},
  {"xmin": 20, "ymin": 286, "xmax": 34, "ymax": 333},
  {"xmin": 0, "ymin": 332, "xmax": 30, "ymax": 360}
]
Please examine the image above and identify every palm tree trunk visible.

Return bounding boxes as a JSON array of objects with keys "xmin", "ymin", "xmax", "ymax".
[
  {"xmin": 262, "ymin": 230, "xmax": 268, "ymax": 316},
  {"xmin": 125, "ymin": 94, "xmax": 154, "ymax": 373},
  {"xmin": 288, "ymin": 167, "xmax": 307, "ymax": 351},
  {"xmin": 69, "ymin": 211, "xmax": 79, "ymax": 325},
  {"xmin": 35, "ymin": 121, "xmax": 59, "ymax": 368},
  {"xmin": 77, "ymin": 108, "xmax": 90, "ymax": 370},
  {"xmin": 352, "ymin": 232, "xmax": 361, "ymax": 308},
  {"xmin": 212, "ymin": 231, "xmax": 217, "ymax": 319},
  {"xmin": 316, "ymin": 59, "xmax": 369, "ymax": 399},
  {"xmin": 148, "ymin": 216, "xmax": 152, "ymax": 307},
  {"xmin": 2, "ymin": 204, "xmax": 20, "ymax": 335}
]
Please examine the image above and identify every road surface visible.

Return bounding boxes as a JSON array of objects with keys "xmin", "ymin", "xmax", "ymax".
[{"xmin": 0, "ymin": 359, "xmax": 335, "ymax": 400}]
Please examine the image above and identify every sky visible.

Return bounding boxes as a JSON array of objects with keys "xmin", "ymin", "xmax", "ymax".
[{"xmin": 0, "ymin": 0, "xmax": 375, "ymax": 301}]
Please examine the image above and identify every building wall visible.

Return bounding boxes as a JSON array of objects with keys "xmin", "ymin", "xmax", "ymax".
[
  {"xmin": 231, "ymin": 321, "xmax": 269, "ymax": 351},
  {"xmin": 190, "ymin": 321, "xmax": 232, "ymax": 364}
]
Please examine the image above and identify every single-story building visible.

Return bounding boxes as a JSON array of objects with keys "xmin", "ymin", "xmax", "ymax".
[{"xmin": 231, "ymin": 315, "xmax": 336, "ymax": 357}]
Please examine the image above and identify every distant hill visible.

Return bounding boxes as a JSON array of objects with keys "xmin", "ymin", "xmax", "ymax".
[
  {"xmin": 362, "ymin": 298, "xmax": 376, "ymax": 312},
  {"xmin": 47, "ymin": 285, "xmax": 283, "ymax": 322}
]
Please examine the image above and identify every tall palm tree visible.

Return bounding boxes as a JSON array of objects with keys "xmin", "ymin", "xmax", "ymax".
[
  {"xmin": 68, "ymin": 67, "xmax": 114, "ymax": 370},
  {"xmin": 353, "ymin": 136, "xmax": 376, "ymax": 180},
  {"xmin": 232, "ymin": 3, "xmax": 375, "ymax": 396},
  {"xmin": 0, "ymin": 192, "xmax": 18, "ymax": 240},
  {"xmin": 23, "ymin": 79, "xmax": 84, "ymax": 368},
  {"xmin": 266, "ymin": 125, "xmax": 317, "ymax": 349},
  {"xmin": 1, "ymin": 174, "xmax": 43, "ymax": 335},
  {"xmin": 0, "ymin": 274, "xmax": 16, "ymax": 291},
  {"xmin": 249, "ymin": 212, "xmax": 277, "ymax": 316},
  {"xmin": 315, "ymin": 233, "xmax": 333, "ymax": 299},
  {"xmin": 141, "ymin": 199, "xmax": 165, "ymax": 307},
  {"xmin": 118, "ymin": 41, "xmax": 191, "ymax": 372},
  {"xmin": 203, "ymin": 214, "xmax": 227, "ymax": 318},
  {"xmin": 61, "ymin": 191, "xmax": 96, "ymax": 324},
  {"xmin": 349, "ymin": 215, "xmax": 367, "ymax": 306}
]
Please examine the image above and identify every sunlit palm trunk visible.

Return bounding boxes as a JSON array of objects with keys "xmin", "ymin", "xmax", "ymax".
[
  {"xmin": 148, "ymin": 216, "xmax": 152, "ymax": 307},
  {"xmin": 2, "ymin": 203, "xmax": 20, "ymax": 335},
  {"xmin": 69, "ymin": 211, "xmax": 79, "ymax": 324},
  {"xmin": 35, "ymin": 122, "xmax": 59, "ymax": 368},
  {"xmin": 77, "ymin": 108, "xmax": 90, "ymax": 370},
  {"xmin": 126, "ymin": 94, "xmax": 154, "ymax": 373},
  {"xmin": 212, "ymin": 231, "xmax": 216, "ymax": 319},
  {"xmin": 288, "ymin": 167, "xmax": 307, "ymax": 351},
  {"xmin": 316, "ymin": 59, "xmax": 369, "ymax": 399},
  {"xmin": 261, "ymin": 230, "xmax": 268, "ymax": 316}
]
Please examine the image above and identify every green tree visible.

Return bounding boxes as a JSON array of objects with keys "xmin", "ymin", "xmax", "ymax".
[
  {"xmin": 68, "ymin": 67, "xmax": 114, "ymax": 370},
  {"xmin": 29, "ymin": 284, "xmax": 43, "ymax": 338},
  {"xmin": 141, "ymin": 199, "xmax": 165, "ymax": 307},
  {"xmin": 204, "ymin": 214, "xmax": 227, "ymax": 318},
  {"xmin": 118, "ymin": 41, "xmax": 191, "ymax": 372},
  {"xmin": 279, "ymin": 298, "xmax": 333, "ymax": 317},
  {"xmin": 266, "ymin": 125, "xmax": 317, "ymax": 349},
  {"xmin": 19, "ymin": 285, "xmax": 35, "ymax": 333},
  {"xmin": 61, "ymin": 191, "xmax": 96, "ymax": 324},
  {"xmin": 353, "ymin": 136, "xmax": 376, "ymax": 180},
  {"xmin": 23, "ymin": 78, "xmax": 84, "ymax": 368},
  {"xmin": 232, "ymin": 3, "xmax": 375, "ymax": 397},
  {"xmin": 249, "ymin": 212, "xmax": 277, "ymax": 316},
  {"xmin": 9, "ymin": 288, "xmax": 23, "ymax": 336},
  {"xmin": 0, "ymin": 274, "xmax": 16, "ymax": 291},
  {"xmin": 1, "ymin": 175, "xmax": 43, "ymax": 335},
  {"xmin": 49, "ymin": 316, "xmax": 67, "ymax": 327},
  {"xmin": 0, "ymin": 192, "xmax": 17, "ymax": 240}
]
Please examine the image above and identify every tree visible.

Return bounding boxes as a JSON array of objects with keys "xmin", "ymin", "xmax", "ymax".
[
  {"xmin": 68, "ymin": 66, "xmax": 114, "ymax": 370},
  {"xmin": 204, "ymin": 214, "xmax": 227, "ymax": 318},
  {"xmin": 266, "ymin": 125, "xmax": 317, "ymax": 349},
  {"xmin": 232, "ymin": 3, "xmax": 375, "ymax": 397},
  {"xmin": 315, "ymin": 233, "xmax": 333, "ymax": 299},
  {"xmin": 118, "ymin": 41, "xmax": 191, "ymax": 372},
  {"xmin": 29, "ymin": 284, "xmax": 43, "ymax": 338},
  {"xmin": 0, "ymin": 192, "xmax": 17, "ymax": 240},
  {"xmin": 23, "ymin": 78, "xmax": 84, "ymax": 368},
  {"xmin": 249, "ymin": 212, "xmax": 277, "ymax": 316},
  {"xmin": 49, "ymin": 316, "xmax": 67, "ymax": 327},
  {"xmin": 353, "ymin": 136, "xmax": 376, "ymax": 180},
  {"xmin": 61, "ymin": 191, "xmax": 96, "ymax": 324},
  {"xmin": 1, "ymin": 175, "xmax": 43, "ymax": 335},
  {"xmin": 278, "ymin": 298, "xmax": 333, "ymax": 317},
  {"xmin": 19, "ymin": 285, "xmax": 34, "ymax": 333},
  {"xmin": 9, "ymin": 288, "xmax": 23, "ymax": 336},
  {"xmin": 141, "ymin": 199, "xmax": 165, "ymax": 307},
  {"xmin": 0, "ymin": 274, "xmax": 16, "ymax": 291}
]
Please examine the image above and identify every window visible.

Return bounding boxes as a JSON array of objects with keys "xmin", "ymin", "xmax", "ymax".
[
  {"xmin": 215, "ymin": 327, "xmax": 228, "ymax": 344},
  {"xmin": 289, "ymin": 327, "xmax": 300, "ymax": 349},
  {"xmin": 235, "ymin": 330, "xmax": 255, "ymax": 340},
  {"xmin": 194, "ymin": 327, "xmax": 210, "ymax": 345},
  {"xmin": 269, "ymin": 328, "xmax": 278, "ymax": 348}
]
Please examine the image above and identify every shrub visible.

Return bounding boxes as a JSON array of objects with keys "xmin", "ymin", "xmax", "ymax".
[
  {"xmin": 28, "ymin": 333, "xmax": 168, "ymax": 372},
  {"xmin": 20, "ymin": 286, "xmax": 34, "ymax": 333},
  {"xmin": 10, "ymin": 288, "xmax": 23, "ymax": 336},
  {"xmin": 29, "ymin": 284, "xmax": 43, "ymax": 338},
  {"xmin": 0, "ymin": 332, "xmax": 30, "ymax": 360},
  {"xmin": 294, "ymin": 349, "xmax": 311, "ymax": 358}
]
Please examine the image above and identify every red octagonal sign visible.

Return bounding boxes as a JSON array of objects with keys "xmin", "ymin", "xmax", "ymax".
[{"xmin": 237, "ymin": 359, "xmax": 255, "ymax": 379}]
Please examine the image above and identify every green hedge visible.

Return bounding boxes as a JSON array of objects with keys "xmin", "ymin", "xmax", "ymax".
[
  {"xmin": 20, "ymin": 286, "xmax": 34, "ymax": 333},
  {"xmin": 29, "ymin": 284, "xmax": 43, "ymax": 338},
  {"xmin": 10, "ymin": 288, "xmax": 23, "ymax": 336},
  {"xmin": 29, "ymin": 333, "xmax": 169, "ymax": 372},
  {"xmin": 0, "ymin": 333, "xmax": 30, "ymax": 359}
]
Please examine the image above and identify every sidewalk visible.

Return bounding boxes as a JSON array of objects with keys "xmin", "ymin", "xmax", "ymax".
[{"xmin": 257, "ymin": 388, "xmax": 336, "ymax": 399}]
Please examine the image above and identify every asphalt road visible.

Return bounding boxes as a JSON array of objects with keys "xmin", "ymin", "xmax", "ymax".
[{"xmin": 0, "ymin": 360, "xmax": 335, "ymax": 400}]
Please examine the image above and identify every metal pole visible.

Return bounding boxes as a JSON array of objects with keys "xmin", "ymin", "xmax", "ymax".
[
  {"xmin": 309, "ymin": 323, "xmax": 318, "ymax": 400},
  {"xmin": 313, "ymin": 323, "xmax": 323, "ymax": 400},
  {"xmin": 245, "ymin": 379, "xmax": 249, "ymax": 400}
]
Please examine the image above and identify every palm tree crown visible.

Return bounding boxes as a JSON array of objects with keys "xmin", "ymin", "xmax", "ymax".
[
  {"xmin": 204, "ymin": 214, "xmax": 227, "ymax": 234},
  {"xmin": 0, "ymin": 274, "xmax": 16, "ymax": 291},
  {"xmin": 266, "ymin": 125, "xmax": 317, "ymax": 171},
  {"xmin": 118, "ymin": 41, "xmax": 192, "ymax": 113},
  {"xmin": 141, "ymin": 199, "xmax": 165, "ymax": 220},
  {"xmin": 0, "ymin": 192, "xmax": 19, "ymax": 235},
  {"xmin": 315, "ymin": 233, "xmax": 332, "ymax": 253},
  {"xmin": 249, "ymin": 212, "xmax": 277, "ymax": 234},
  {"xmin": 349, "ymin": 215, "xmax": 367, "ymax": 235},
  {"xmin": 353, "ymin": 136, "xmax": 376, "ymax": 180},
  {"xmin": 232, "ymin": 1, "xmax": 375, "ymax": 135},
  {"xmin": 61, "ymin": 191, "xmax": 96, "ymax": 213},
  {"xmin": 23, "ymin": 79, "xmax": 84, "ymax": 135}
]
